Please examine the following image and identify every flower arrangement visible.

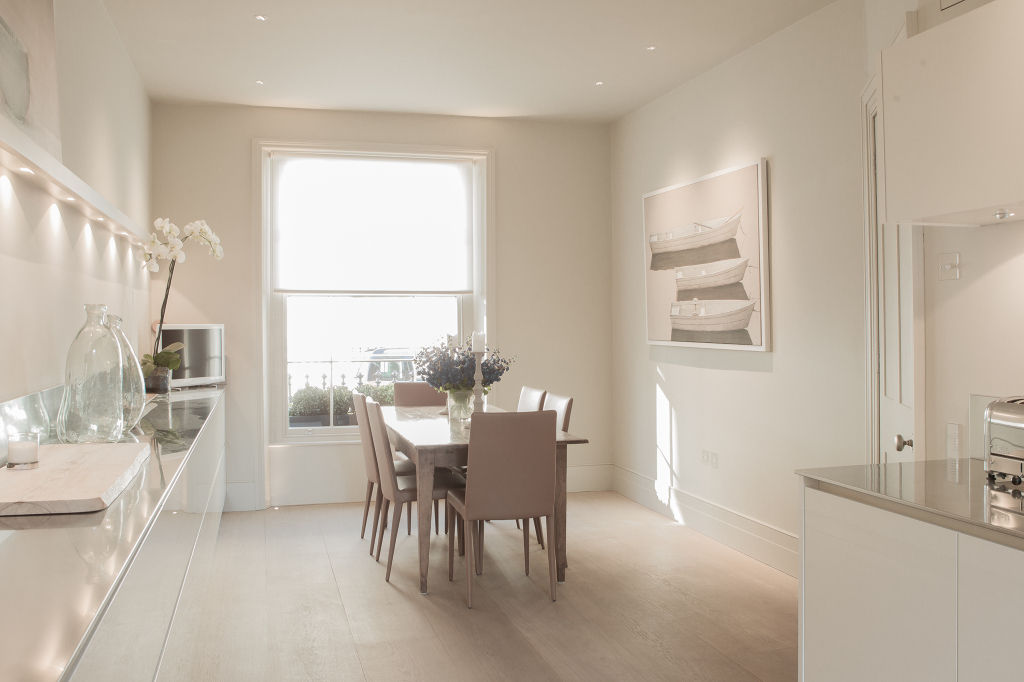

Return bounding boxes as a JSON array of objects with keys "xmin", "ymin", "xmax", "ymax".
[
  {"xmin": 413, "ymin": 338, "xmax": 512, "ymax": 392},
  {"xmin": 139, "ymin": 218, "xmax": 224, "ymax": 367}
]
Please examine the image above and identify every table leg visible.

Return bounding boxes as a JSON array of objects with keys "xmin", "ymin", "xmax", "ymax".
[
  {"xmin": 556, "ymin": 443, "xmax": 567, "ymax": 582},
  {"xmin": 416, "ymin": 450, "xmax": 435, "ymax": 594}
]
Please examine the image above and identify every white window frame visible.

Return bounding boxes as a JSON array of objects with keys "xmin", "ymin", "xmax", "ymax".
[{"xmin": 257, "ymin": 141, "xmax": 491, "ymax": 447}]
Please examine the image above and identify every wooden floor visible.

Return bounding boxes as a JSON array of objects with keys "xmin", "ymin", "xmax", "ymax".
[{"xmin": 170, "ymin": 492, "xmax": 797, "ymax": 681}]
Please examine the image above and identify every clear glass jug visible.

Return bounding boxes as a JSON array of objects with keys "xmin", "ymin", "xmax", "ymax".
[
  {"xmin": 106, "ymin": 314, "xmax": 146, "ymax": 433},
  {"xmin": 57, "ymin": 304, "xmax": 125, "ymax": 443}
]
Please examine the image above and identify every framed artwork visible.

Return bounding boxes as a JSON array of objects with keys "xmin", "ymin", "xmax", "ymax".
[
  {"xmin": 642, "ymin": 159, "xmax": 770, "ymax": 351},
  {"xmin": 0, "ymin": 0, "xmax": 61, "ymax": 157}
]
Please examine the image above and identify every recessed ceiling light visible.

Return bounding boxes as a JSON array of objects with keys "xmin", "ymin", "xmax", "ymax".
[
  {"xmin": 95, "ymin": 216, "xmax": 104, "ymax": 222},
  {"xmin": 595, "ymin": 81, "xmax": 605, "ymax": 86},
  {"xmin": 18, "ymin": 167, "xmax": 34, "ymax": 175},
  {"xmin": 646, "ymin": 45, "xmax": 657, "ymax": 51},
  {"xmin": 65, "ymin": 196, "xmax": 75, "ymax": 202},
  {"xmin": 254, "ymin": 14, "xmax": 267, "ymax": 21},
  {"xmin": 255, "ymin": 80, "xmax": 264, "ymax": 86},
  {"xmin": 995, "ymin": 209, "xmax": 1016, "ymax": 220}
]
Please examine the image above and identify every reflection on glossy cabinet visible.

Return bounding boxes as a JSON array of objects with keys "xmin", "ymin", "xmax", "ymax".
[
  {"xmin": 882, "ymin": 0, "xmax": 1024, "ymax": 223},
  {"xmin": 957, "ymin": 533, "xmax": 1024, "ymax": 678},
  {"xmin": 801, "ymin": 489, "xmax": 956, "ymax": 682}
]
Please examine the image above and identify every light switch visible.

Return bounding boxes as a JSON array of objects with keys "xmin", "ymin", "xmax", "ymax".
[{"xmin": 938, "ymin": 252, "xmax": 960, "ymax": 281}]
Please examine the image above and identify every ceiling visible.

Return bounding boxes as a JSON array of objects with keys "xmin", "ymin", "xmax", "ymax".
[{"xmin": 102, "ymin": 0, "xmax": 835, "ymax": 121}]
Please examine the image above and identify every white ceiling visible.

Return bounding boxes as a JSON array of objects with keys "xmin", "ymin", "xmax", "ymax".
[{"xmin": 102, "ymin": 0, "xmax": 836, "ymax": 121}]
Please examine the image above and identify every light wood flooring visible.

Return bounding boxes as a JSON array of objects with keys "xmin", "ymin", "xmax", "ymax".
[{"xmin": 170, "ymin": 492, "xmax": 797, "ymax": 681}]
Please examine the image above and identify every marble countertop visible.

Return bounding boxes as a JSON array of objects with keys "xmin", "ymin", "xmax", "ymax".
[
  {"xmin": 0, "ymin": 388, "xmax": 223, "ymax": 681},
  {"xmin": 798, "ymin": 458, "xmax": 1024, "ymax": 543}
]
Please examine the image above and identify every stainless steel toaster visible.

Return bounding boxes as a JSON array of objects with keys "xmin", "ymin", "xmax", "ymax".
[{"xmin": 984, "ymin": 398, "xmax": 1024, "ymax": 480}]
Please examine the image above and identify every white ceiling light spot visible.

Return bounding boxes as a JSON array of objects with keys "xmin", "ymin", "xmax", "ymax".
[
  {"xmin": 595, "ymin": 81, "xmax": 605, "ymax": 86},
  {"xmin": 254, "ymin": 14, "xmax": 267, "ymax": 22},
  {"xmin": 18, "ymin": 167, "xmax": 34, "ymax": 175},
  {"xmin": 256, "ymin": 80, "xmax": 265, "ymax": 86},
  {"xmin": 646, "ymin": 45, "xmax": 657, "ymax": 51}
]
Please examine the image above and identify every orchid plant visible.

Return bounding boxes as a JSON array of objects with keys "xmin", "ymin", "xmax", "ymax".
[{"xmin": 139, "ymin": 218, "xmax": 224, "ymax": 372}]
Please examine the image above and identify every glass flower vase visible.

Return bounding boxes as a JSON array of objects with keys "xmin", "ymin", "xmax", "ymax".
[
  {"xmin": 446, "ymin": 389, "xmax": 474, "ymax": 427},
  {"xmin": 57, "ymin": 304, "xmax": 125, "ymax": 443},
  {"xmin": 106, "ymin": 314, "xmax": 146, "ymax": 432}
]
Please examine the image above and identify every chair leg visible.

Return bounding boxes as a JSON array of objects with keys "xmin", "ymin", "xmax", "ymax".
[
  {"xmin": 523, "ymin": 517, "xmax": 530, "ymax": 576},
  {"xmin": 534, "ymin": 517, "xmax": 545, "ymax": 549},
  {"xmin": 516, "ymin": 519, "xmax": 521, "ymax": 529},
  {"xmin": 464, "ymin": 516, "xmax": 475, "ymax": 608},
  {"xmin": 447, "ymin": 502, "xmax": 456, "ymax": 582},
  {"xmin": 385, "ymin": 500, "xmax": 403, "ymax": 583},
  {"xmin": 406, "ymin": 501, "xmax": 412, "ymax": 535},
  {"xmin": 458, "ymin": 516, "xmax": 465, "ymax": 556},
  {"xmin": 444, "ymin": 502, "xmax": 449, "ymax": 534},
  {"xmin": 375, "ymin": 499, "xmax": 390, "ymax": 562},
  {"xmin": 546, "ymin": 514, "xmax": 557, "ymax": 601},
  {"xmin": 360, "ymin": 481, "xmax": 374, "ymax": 539},
  {"xmin": 368, "ymin": 488, "xmax": 383, "ymax": 556},
  {"xmin": 475, "ymin": 520, "xmax": 484, "ymax": 576},
  {"xmin": 434, "ymin": 499, "xmax": 440, "ymax": 535}
]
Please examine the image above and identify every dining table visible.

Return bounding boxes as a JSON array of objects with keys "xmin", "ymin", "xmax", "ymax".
[{"xmin": 380, "ymin": 404, "xmax": 589, "ymax": 594}]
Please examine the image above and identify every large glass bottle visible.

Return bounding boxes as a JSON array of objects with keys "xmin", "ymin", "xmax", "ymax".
[
  {"xmin": 57, "ymin": 304, "xmax": 125, "ymax": 443},
  {"xmin": 106, "ymin": 314, "xmax": 146, "ymax": 432}
]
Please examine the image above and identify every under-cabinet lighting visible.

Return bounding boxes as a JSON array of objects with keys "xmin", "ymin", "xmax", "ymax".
[
  {"xmin": 646, "ymin": 45, "xmax": 657, "ymax": 51},
  {"xmin": 254, "ymin": 14, "xmax": 267, "ymax": 21},
  {"xmin": 255, "ymin": 80, "xmax": 264, "ymax": 86},
  {"xmin": 65, "ymin": 196, "xmax": 75, "ymax": 202},
  {"xmin": 18, "ymin": 167, "xmax": 34, "ymax": 175},
  {"xmin": 994, "ymin": 209, "xmax": 1016, "ymax": 220},
  {"xmin": 595, "ymin": 81, "xmax": 605, "ymax": 86}
]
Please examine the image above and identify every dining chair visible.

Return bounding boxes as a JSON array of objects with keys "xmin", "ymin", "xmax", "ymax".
[
  {"xmin": 393, "ymin": 381, "xmax": 447, "ymax": 407},
  {"xmin": 446, "ymin": 410, "xmax": 558, "ymax": 608},
  {"xmin": 519, "ymin": 391, "xmax": 575, "ymax": 549},
  {"xmin": 353, "ymin": 391, "xmax": 415, "ymax": 556},
  {"xmin": 366, "ymin": 397, "xmax": 466, "ymax": 583},
  {"xmin": 393, "ymin": 380, "xmax": 448, "ymax": 534},
  {"xmin": 517, "ymin": 386, "xmax": 547, "ymax": 412}
]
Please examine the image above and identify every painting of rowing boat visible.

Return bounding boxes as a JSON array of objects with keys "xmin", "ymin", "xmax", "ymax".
[{"xmin": 642, "ymin": 160, "xmax": 770, "ymax": 351}]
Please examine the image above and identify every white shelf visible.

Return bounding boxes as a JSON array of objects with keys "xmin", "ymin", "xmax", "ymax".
[{"xmin": 0, "ymin": 115, "xmax": 145, "ymax": 244}]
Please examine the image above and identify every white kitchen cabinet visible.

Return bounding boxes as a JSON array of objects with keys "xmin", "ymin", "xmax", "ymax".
[
  {"xmin": 882, "ymin": 0, "xmax": 1024, "ymax": 224},
  {"xmin": 802, "ymin": 488, "xmax": 957, "ymax": 682},
  {"xmin": 957, "ymin": 533, "xmax": 1024, "ymax": 680}
]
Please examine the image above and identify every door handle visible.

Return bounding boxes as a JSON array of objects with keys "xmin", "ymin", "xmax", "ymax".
[{"xmin": 894, "ymin": 434, "xmax": 914, "ymax": 452}]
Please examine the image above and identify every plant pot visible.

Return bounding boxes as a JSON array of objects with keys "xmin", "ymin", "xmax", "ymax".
[{"xmin": 145, "ymin": 366, "xmax": 172, "ymax": 394}]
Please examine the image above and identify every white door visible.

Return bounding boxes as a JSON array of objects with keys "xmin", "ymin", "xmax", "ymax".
[{"xmin": 865, "ymin": 87, "xmax": 924, "ymax": 466}]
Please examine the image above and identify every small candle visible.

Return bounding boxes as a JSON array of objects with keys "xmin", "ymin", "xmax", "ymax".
[
  {"xmin": 472, "ymin": 331, "xmax": 486, "ymax": 353},
  {"xmin": 7, "ymin": 433, "xmax": 40, "ymax": 470}
]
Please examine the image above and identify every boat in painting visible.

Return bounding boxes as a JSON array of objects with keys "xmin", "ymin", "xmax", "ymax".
[
  {"xmin": 649, "ymin": 211, "xmax": 741, "ymax": 255},
  {"xmin": 670, "ymin": 299, "xmax": 755, "ymax": 332},
  {"xmin": 674, "ymin": 257, "xmax": 749, "ymax": 290}
]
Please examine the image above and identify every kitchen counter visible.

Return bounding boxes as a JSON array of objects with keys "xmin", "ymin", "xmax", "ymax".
[
  {"xmin": 797, "ymin": 457, "xmax": 1024, "ymax": 550},
  {"xmin": 0, "ymin": 388, "xmax": 224, "ymax": 681}
]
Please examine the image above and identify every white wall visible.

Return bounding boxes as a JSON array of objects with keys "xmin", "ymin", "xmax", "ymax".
[
  {"xmin": 924, "ymin": 221, "xmax": 1024, "ymax": 460},
  {"xmin": 610, "ymin": 0, "xmax": 870, "ymax": 576},
  {"xmin": 149, "ymin": 103, "xmax": 612, "ymax": 510},
  {"xmin": 53, "ymin": 0, "xmax": 150, "ymax": 228},
  {"xmin": 0, "ymin": 2, "xmax": 149, "ymax": 402}
]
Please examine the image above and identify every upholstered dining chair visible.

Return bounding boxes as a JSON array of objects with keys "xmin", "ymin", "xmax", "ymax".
[
  {"xmin": 517, "ymin": 386, "xmax": 547, "ymax": 412},
  {"xmin": 393, "ymin": 380, "xmax": 448, "ymax": 534},
  {"xmin": 394, "ymin": 381, "xmax": 447, "ymax": 408},
  {"xmin": 353, "ymin": 391, "xmax": 415, "ymax": 556},
  {"xmin": 446, "ymin": 410, "xmax": 558, "ymax": 607},
  {"xmin": 366, "ymin": 397, "xmax": 465, "ymax": 583},
  {"xmin": 542, "ymin": 392, "xmax": 574, "ymax": 433}
]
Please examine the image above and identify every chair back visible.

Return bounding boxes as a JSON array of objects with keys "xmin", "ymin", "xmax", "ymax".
[
  {"xmin": 394, "ymin": 381, "xmax": 446, "ymax": 407},
  {"xmin": 517, "ymin": 386, "xmax": 547, "ymax": 412},
  {"xmin": 366, "ymin": 398, "xmax": 401, "ymax": 500},
  {"xmin": 352, "ymin": 392, "xmax": 380, "ymax": 484},
  {"xmin": 465, "ymin": 411, "xmax": 556, "ymax": 521},
  {"xmin": 542, "ymin": 392, "xmax": 574, "ymax": 432}
]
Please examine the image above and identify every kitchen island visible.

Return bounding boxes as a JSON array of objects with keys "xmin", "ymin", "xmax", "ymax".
[
  {"xmin": 798, "ymin": 458, "xmax": 1024, "ymax": 682},
  {"xmin": 0, "ymin": 389, "xmax": 225, "ymax": 681}
]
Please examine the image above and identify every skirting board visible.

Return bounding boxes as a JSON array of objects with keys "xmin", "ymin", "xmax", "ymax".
[{"xmin": 612, "ymin": 465, "xmax": 799, "ymax": 577}]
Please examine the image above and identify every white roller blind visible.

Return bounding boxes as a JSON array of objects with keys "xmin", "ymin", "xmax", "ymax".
[{"xmin": 273, "ymin": 153, "xmax": 473, "ymax": 292}]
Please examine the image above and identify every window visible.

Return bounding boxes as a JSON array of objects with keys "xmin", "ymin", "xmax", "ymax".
[{"xmin": 264, "ymin": 147, "xmax": 487, "ymax": 440}]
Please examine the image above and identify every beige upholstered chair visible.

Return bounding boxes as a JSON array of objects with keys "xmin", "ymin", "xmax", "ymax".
[
  {"xmin": 394, "ymin": 381, "xmax": 446, "ymax": 407},
  {"xmin": 542, "ymin": 392, "xmax": 574, "ymax": 433},
  {"xmin": 393, "ymin": 380, "xmax": 448, "ymax": 533},
  {"xmin": 353, "ymin": 392, "xmax": 415, "ymax": 555},
  {"xmin": 446, "ymin": 410, "xmax": 558, "ymax": 608},
  {"xmin": 366, "ymin": 397, "xmax": 465, "ymax": 583},
  {"xmin": 517, "ymin": 386, "xmax": 547, "ymax": 412}
]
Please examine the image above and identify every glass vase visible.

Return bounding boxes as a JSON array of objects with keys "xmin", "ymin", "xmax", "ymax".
[
  {"xmin": 57, "ymin": 304, "xmax": 125, "ymax": 443},
  {"xmin": 446, "ymin": 389, "xmax": 474, "ymax": 427},
  {"xmin": 106, "ymin": 314, "xmax": 146, "ymax": 432}
]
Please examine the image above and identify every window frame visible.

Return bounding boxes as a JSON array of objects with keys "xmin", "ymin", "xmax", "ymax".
[{"xmin": 259, "ymin": 141, "xmax": 491, "ymax": 446}]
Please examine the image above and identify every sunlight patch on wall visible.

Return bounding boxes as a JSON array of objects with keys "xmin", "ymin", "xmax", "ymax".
[{"xmin": 655, "ymin": 382, "xmax": 673, "ymax": 506}]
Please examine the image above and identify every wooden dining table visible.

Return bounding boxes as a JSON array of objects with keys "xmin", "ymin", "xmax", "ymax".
[{"xmin": 380, "ymin": 405, "xmax": 588, "ymax": 594}]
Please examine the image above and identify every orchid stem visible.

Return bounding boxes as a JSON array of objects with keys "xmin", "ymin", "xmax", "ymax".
[{"xmin": 153, "ymin": 259, "xmax": 176, "ymax": 358}]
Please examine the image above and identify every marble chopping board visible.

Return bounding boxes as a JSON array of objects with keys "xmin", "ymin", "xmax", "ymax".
[{"xmin": 0, "ymin": 442, "xmax": 151, "ymax": 516}]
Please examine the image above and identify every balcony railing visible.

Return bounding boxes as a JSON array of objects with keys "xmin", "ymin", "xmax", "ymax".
[{"xmin": 286, "ymin": 356, "xmax": 415, "ymax": 427}]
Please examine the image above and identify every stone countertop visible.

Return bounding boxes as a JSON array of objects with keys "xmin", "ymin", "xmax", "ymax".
[
  {"xmin": 0, "ymin": 388, "xmax": 223, "ymax": 681},
  {"xmin": 797, "ymin": 458, "xmax": 1024, "ymax": 545}
]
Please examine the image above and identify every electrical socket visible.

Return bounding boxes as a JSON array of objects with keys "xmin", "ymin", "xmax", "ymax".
[
  {"xmin": 701, "ymin": 450, "xmax": 710, "ymax": 464},
  {"xmin": 710, "ymin": 452, "xmax": 719, "ymax": 469},
  {"xmin": 702, "ymin": 450, "xmax": 719, "ymax": 468}
]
